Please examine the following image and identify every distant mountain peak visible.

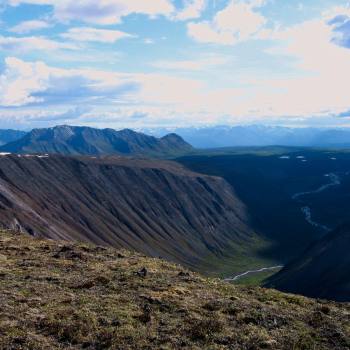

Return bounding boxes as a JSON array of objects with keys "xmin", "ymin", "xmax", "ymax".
[
  {"xmin": 162, "ymin": 133, "xmax": 184, "ymax": 140},
  {"xmin": 52, "ymin": 125, "xmax": 76, "ymax": 139},
  {"xmin": 142, "ymin": 125, "xmax": 350, "ymax": 148},
  {"xmin": 0, "ymin": 129, "xmax": 27, "ymax": 146},
  {"xmin": 0, "ymin": 125, "xmax": 193, "ymax": 157}
]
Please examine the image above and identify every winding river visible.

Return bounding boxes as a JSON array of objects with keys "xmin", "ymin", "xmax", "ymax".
[
  {"xmin": 292, "ymin": 173, "xmax": 341, "ymax": 233},
  {"xmin": 224, "ymin": 265, "xmax": 283, "ymax": 282},
  {"xmin": 225, "ymin": 171, "xmax": 343, "ymax": 283}
]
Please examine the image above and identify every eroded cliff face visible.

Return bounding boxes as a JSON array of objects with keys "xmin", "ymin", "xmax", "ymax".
[{"xmin": 0, "ymin": 154, "xmax": 255, "ymax": 270}]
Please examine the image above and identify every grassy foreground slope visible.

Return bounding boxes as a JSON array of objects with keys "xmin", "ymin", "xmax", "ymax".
[{"xmin": 0, "ymin": 230, "xmax": 349, "ymax": 350}]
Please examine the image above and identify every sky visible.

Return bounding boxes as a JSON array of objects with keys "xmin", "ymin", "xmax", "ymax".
[{"xmin": 0, "ymin": 0, "xmax": 350, "ymax": 130}]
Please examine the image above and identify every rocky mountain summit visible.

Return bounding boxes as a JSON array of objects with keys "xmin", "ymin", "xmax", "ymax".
[{"xmin": 0, "ymin": 125, "xmax": 192, "ymax": 157}]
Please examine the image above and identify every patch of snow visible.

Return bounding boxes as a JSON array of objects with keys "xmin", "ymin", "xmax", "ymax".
[
  {"xmin": 0, "ymin": 152, "xmax": 11, "ymax": 156},
  {"xmin": 279, "ymin": 156, "xmax": 290, "ymax": 159},
  {"xmin": 23, "ymin": 154, "xmax": 49, "ymax": 158},
  {"xmin": 296, "ymin": 156, "xmax": 305, "ymax": 159}
]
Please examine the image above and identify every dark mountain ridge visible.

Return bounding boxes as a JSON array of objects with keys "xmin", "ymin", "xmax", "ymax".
[
  {"xmin": 0, "ymin": 125, "xmax": 192, "ymax": 157},
  {"xmin": 0, "ymin": 153, "xmax": 256, "ymax": 272},
  {"xmin": 266, "ymin": 224, "xmax": 350, "ymax": 301},
  {"xmin": 0, "ymin": 129, "xmax": 26, "ymax": 146}
]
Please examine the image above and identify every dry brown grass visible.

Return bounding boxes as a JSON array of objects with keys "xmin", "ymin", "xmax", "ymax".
[{"xmin": 0, "ymin": 230, "xmax": 349, "ymax": 349}]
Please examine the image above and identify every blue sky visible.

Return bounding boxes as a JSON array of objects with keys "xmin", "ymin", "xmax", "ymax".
[{"xmin": 0, "ymin": 0, "xmax": 350, "ymax": 130}]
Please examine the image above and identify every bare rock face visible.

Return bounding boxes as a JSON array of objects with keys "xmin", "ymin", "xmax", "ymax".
[{"xmin": 0, "ymin": 154, "xmax": 255, "ymax": 271}]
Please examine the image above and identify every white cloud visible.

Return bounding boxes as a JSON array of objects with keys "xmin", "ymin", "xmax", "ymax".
[
  {"xmin": 7, "ymin": 0, "xmax": 175, "ymax": 25},
  {"xmin": 152, "ymin": 54, "xmax": 230, "ymax": 71},
  {"xmin": 0, "ymin": 57, "xmax": 137, "ymax": 106},
  {"xmin": 2, "ymin": 2, "xmax": 350, "ymax": 127},
  {"xmin": 145, "ymin": 10, "xmax": 350, "ymax": 123},
  {"xmin": 6, "ymin": 0, "xmax": 206, "ymax": 24},
  {"xmin": 61, "ymin": 27, "xmax": 134, "ymax": 43},
  {"xmin": 0, "ymin": 35, "xmax": 78, "ymax": 52},
  {"xmin": 323, "ymin": 4, "xmax": 350, "ymax": 19},
  {"xmin": 0, "ymin": 56, "xmax": 238, "ymax": 126},
  {"xmin": 0, "ymin": 106, "xmax": 89, "ymax": 123},
  {"xmin": 9, "ymin": 20, "xmax": 50, "ymax": 34},
  {"xmin": 144, "ymin": 38, "xmax": 155, "ymax": 45},
  {"xmin": 174, "ymin": 0, "xmax": 206, "ymax": 21},
  {"xmin": 0, "ymin": 57, "xmax": 207, "ymax": 111},
  {"xmin": 0, "ymin": 57, "xmax": 50, "ymax": 106},
  {"xmin": 258, "ymin": 16, "xmax": 350, "ymax": 117},
  {"xmin": 188, "ymin": 0, "xmax": 267, "ymax": 45},
  {"xmin": 188, "ymin": 21, "xmax": 236, "ymax": 45}
]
